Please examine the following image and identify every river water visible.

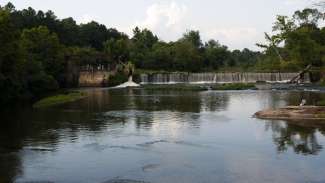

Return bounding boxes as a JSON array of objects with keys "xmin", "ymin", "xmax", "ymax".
[{"xmin": 1, "ymin": 88, "xmax": 325, "ymax": 183}]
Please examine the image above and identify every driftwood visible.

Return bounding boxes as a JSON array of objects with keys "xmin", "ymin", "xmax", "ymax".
[{"xmin": 289, "ymin": 64, "xmax": 312, "ymax": 83}]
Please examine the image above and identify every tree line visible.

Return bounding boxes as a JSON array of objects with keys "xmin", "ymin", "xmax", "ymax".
[{"xmin": 0, "ymin": 2, "xmax": 324, "ymax": 104}]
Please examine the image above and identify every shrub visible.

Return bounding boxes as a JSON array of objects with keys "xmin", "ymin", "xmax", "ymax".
[{"xmin": 107, "ymin": 72, "xmax": 128, "ymax": 87}]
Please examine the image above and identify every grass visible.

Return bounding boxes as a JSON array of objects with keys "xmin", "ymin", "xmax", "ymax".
[{"xmin": 33, "ymin": 91, "xmax": 86, "ymax": 108}]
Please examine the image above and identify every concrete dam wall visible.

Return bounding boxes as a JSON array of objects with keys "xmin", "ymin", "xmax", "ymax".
[
  {"xmin": 139, "ymin": 72, "xmax": 310, "ymax": 84},
  {"xmin": 79, "ymin": 71, "xmax": 109, "ymax": 87},
  {"xmin": 78, "ymin": 71, "xmax": 310, "ymax": 86}
]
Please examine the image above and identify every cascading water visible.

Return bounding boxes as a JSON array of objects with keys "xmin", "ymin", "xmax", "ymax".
[{"xmin": 140, "ymin": 72, "xmax": 310, "ymax": 84}]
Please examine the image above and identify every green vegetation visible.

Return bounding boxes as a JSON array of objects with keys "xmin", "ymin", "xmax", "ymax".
[
  {"xmin": 143, "ymin": 84, "xmax": 208, "ymax": 91},
  {"xmin": 107, "ymin": 72, "xmax": 128, "ymax": 87},
  {"xmin": 211, "ymin": 83, "xmax": 256, "ymax": 90},
  {"xmin": 33, "ymin": 91, "xmax": 86, "ymax": 108},
  {"xmin": 316, "ymin": 100, "xmax": 325, "ymax": 106},
  {"xmin": 0, "ymin": 2, "xmax": 324, "ymax": 105}
]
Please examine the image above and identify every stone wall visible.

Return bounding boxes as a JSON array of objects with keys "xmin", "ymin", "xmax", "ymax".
[{"xmin": 79, "ymin": 71, "xmax": 109, "ymax": 87}]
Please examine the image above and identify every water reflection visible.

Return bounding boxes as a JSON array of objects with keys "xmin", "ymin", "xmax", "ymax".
[
  {"xmin": 1, "ymin": 89, "xmax": 325, "ymax": 183},
  {"xmin": 266, "ymin": 120, "xmax": 325, "ymax": 155}
]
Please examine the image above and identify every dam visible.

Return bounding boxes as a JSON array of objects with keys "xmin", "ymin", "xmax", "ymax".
[
  {"xmin": 77, "ymin": 71, "xmax": 310, "ymax": 87},
  {"xmin": 139, "ymin": 72, "xmax": 310, "ymax": 84}
]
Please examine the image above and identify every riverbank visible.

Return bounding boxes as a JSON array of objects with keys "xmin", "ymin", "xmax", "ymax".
[{"xmin": 33, "ymin": 91, "xmax": 86, "ymax": 108}]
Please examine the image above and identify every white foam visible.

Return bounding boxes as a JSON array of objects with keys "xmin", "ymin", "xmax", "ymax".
[{"xmin": 114, "ymin": 76, "xmax": 140, "ymax": 88}]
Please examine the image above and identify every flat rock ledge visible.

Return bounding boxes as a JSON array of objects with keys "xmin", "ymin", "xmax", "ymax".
[{"xmin": 254, "ymin": 106, "xmax": 325, "ymax": 120}]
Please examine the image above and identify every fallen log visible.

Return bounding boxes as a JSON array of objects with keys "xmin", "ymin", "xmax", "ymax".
[{"xmin": 289, "ymin": 64, "xmax": 312, "ymax": 83}]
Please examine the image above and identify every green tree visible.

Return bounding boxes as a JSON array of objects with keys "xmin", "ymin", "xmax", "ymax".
[
  {"xmin": 180, "ymin": 30, "xmax": 202, "ymax": 48},
  {"xmin": 20, "ymin": 26, "xmax": 64, "ymax": 84},
  {"xmin": 103, "ymin": 38, "xmax": 130, "ymax": 63},
  {"xmin": 79, "ymin": 21, "xmax": 108, "ymax": 50},
  {"xmin": 0, "ymin": 8, "xmax": 24, "ymax": 103},
  {"xmin": 203, "ymin": 40, "xmax": 230, "ymax": 69},
  {"xmin": 172, "ymin": 41, "xmax": 202, "ymax": 72}
]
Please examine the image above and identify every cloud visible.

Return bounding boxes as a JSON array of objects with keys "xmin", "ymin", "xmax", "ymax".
[
  {"xmin": 131, "ymin": 1, "xmax": 189, "ymax": 41},
  {"xmin": 126, "ymin": 1, "xmax": 265, "ymax": 50}
]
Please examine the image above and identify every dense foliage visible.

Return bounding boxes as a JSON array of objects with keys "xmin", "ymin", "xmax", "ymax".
[
  {"xmin": 257, "ymin": 8, "xmax": 325, "ymax": 71},
  {"xmin": 0, "ymin": 2, "xmax": 324, "ymax": 104}
]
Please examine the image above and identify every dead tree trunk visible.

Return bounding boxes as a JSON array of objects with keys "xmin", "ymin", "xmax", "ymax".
[{"xmin": 289, "ymin": 64, "xmax": 312, "ymax": 83}]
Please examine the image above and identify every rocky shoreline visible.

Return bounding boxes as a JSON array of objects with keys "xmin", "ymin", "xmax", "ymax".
[{"xmin": 254, "ymin": 106, "xmax": 325, "ymax": 120}]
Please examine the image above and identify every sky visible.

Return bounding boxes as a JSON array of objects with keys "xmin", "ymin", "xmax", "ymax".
[{"xmin": 2, "ymin": 0, "xmax": 316, "ymax": 50}]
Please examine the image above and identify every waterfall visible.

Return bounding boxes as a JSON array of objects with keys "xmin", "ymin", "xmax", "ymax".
[
  {"xmin": 115, "ymin": 76, "xmax": 140, "ymax": 88},
  {"xmin": 140, "ymin": 72, "xmax": 309, "ymax": 84}
]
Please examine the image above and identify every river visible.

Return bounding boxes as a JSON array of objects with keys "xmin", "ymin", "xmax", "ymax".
[{"xmin": 1, "ymin": 88, "xmax": 325, "ymax": 183}]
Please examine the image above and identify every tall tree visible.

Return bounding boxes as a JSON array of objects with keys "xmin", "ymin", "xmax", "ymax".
[
  {"xmin": 20, "ymin": 26, "xmax": 64, "ymax": 84},
  {"xmin": 0, "ymin": 8, "xmax": 24, "ymax": 103},
  {"xmin": 180, "ymin": 30, "xmax": 203, "ymax": 48}
]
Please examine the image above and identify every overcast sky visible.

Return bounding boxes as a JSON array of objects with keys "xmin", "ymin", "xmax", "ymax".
[{"xmin": 2, "ymin": 0, "xmax": 316, "ymax": 50}]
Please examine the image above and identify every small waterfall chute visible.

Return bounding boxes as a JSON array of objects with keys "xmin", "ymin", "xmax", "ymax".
[{"xmin": 114, "ymin": 76, "xmax": 140, "ymax": 88}]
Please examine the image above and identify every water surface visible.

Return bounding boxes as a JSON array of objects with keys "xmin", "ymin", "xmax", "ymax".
[{"xmin": 1, "ymin": 89, "xmax": 325, "ymax": 183}]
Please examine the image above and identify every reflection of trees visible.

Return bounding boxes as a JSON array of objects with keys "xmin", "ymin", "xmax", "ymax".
[
  {"xmin": 263, "ymin": 91, "xmax": 325, "ymax": 155},
  {"xmin": 200, "ymin": 92, "xmax": 229, "ymax": 112},
  {"xmin": 0, "ymin": 103, "xmax": 113, "ymax": 182},
  {"xmin": 0, "ymin": 88, "xmax": 231, "ymax": 181},
  {"xmin": 266, "ymin": 120, "xmax": 323, "ymax": 155}
]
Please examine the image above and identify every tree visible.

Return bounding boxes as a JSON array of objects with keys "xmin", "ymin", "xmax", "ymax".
[
  {"xmin": 0, "ymin": 8, "xmax": 24, "ymax": 103},
  {"xmin": 257, "ymin": 32, "xmax": 284, "ymax": 61},
  {"xmin": 130, "ymin": 27, "xmax": 158, "ymax": 68},
  {"xmin": 272, "ymin": 15, "xmax": 296, "ymax": 41},
  {"xmin": 57, "ymin": 17, "xmax": 79, "ymax": 46},
  {"xmin": 79, "ymin": 21, "xmax": 108, "ymax": 50},
  {"xmin": 132, "ymin": 27, "xmax": 158, "ymax": 49},
  {"xmin": 20, "ymin": 26, "xmax": 64, "ymax": 84},
  {"xmin": 293, "ymin": 8, "xmax": 324, "ymax": 26},
  {"xmin": 172, "ymin": 41, "xmax": 202, "ymax": 71},
  {"xmin": 257, "ymin": 8, "xmax": 325, "ymax": 70},
  {"xmin": 203, "ymin": 39, "xmax": 230, "ymax": 69},
  {"xmin": 104, "ymin": 38, "xmax": 129, "ymax": 63},
  {"xmin": 180, "ymin": 30, "xmax": 203, "ymax": 48}
]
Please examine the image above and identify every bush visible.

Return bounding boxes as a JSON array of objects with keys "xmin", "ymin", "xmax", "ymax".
[
  {"xmin": 28, "ymin": 73, "xmax": 59, "ymax": 98},
  {"xmin": 107, "ymin": 72, "xmax": 128, "ymax": 87}
]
